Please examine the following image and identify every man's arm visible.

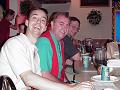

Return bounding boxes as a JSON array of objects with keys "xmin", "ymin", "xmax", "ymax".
[
  {"xmin": 41, "ymin": 72, "xmax": 62, "ymax": 83},
  {"xmin": 20, "ymin": 70, "xmax": 93, "ymax": 90},
  {"xmin": 71, "ymin": 52, "xmax": 81, "ymax": 61},
  {"xmin": 20, "ymin": 70, "xmax": 69, "ymax": 90},
  {"xmin": 65, "ymin": 52, "xmax": 81, "ymax": 66}
]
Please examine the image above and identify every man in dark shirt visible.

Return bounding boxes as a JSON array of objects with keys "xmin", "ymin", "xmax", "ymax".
[
  {"xmin": 63, "ymin": 36, "xmax": 79, "ymax": 60},
  {"xmin": 63, "ymin": 16, "xmax": 81, "ymax": 73}
]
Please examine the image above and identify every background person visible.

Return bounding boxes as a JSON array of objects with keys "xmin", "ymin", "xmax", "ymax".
[
  {"xmin": 0, "ymin": 8, "xmax": 93, "ymax": 90},
  {"xmin": 0, "ymin": 9, "xmax": 17, "ymax": 50},
  {"xmin": 17, "ymin": 23, "xmax": 27, "ymax": 35},
  {"xmin": 15, "ymin": 0, "xmax": 31, "ymax": 35},
  {"xmin": 63, "ymin": 16, "xmax": 81, "ymax": 74}
]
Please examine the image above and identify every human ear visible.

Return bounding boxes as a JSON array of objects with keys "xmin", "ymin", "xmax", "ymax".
[{"xmin": 25, "ymin": 20, "xmax": 28, "ymax": 26}]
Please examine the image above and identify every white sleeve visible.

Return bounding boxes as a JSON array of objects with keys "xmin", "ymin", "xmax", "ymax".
[{"xmin": 1, "ymin": 39, "xmax": 31, "ymax": 77}]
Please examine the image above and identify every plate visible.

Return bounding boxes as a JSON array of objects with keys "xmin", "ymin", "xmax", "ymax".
[{"xmin": 91, "ymin": 75, "xmax": 119, "ymax": 83}]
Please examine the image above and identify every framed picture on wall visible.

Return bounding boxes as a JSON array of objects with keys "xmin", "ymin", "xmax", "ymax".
[{"xmin": 80, "ymin": 0, "xmax": 109, "ymax": 7}]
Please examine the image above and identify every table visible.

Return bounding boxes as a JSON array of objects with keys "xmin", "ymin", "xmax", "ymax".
[{"xmin": 65, "ymin": 61, "xmax": 120, "ymax": 90}]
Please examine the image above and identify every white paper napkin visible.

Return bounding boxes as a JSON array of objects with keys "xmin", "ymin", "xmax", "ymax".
[{"xmin": 107, "ymin": 59, "xmax": 120, "ymax": 68}]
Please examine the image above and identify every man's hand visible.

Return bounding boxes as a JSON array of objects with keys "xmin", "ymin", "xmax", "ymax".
[
  {"xmin": 73, "ymin": 81, "xmax": 94, "ymax": 90},
  {"xmin": 65, "ymin": 59, "xmax": 73, "ymax": 65}
]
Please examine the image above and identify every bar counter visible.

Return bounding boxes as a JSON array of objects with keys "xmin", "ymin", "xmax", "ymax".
[{"xmin": 65, "ymin": 60, "xmax": 120, "ymax": 90}]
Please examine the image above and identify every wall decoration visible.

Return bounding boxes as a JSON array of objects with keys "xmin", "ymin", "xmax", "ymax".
[
  {"xmin": 80, "ymin": 0, "xmax": 109, "ymax": 7},
  {"xmin": 87, "ymin": 9, "xmax": 102, "ymax": 25}
]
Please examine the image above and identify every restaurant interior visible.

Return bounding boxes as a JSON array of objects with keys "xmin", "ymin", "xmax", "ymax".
[
  {"xmin": 1, "ymin": 0, "xmax": 120, "ymax": 90},
  {"xmin": 0, "ymin": 0, "xmax": 112, "ymax": 42}
]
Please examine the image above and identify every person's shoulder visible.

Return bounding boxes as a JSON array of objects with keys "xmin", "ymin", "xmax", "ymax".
[
  {"xmin": 0, "ymin": 19, "xmax": 5, "ymax": 24},
  {"xmin": 0, "ymin": 18, "xmax": 10, "ymax": 26},
  {"xmin": 64, "ymin": 35, "xmax": 69, "ymax": 38},
  {"xmin": 1, "ymin": 36, "xmax": 21, "ymax": 50},
  {"xmin": 36, "ymin": 37, "xmax": 50, "ymax": 45},
  {"xmin": 37, "ymin": 37, "xmax": 49, "ymax": 42},
  {"xmin": 5, "ymin": 34, "xmax": 25, "ymax": 46},
  {"xmin": 63, "ymin": 35, "xmax": 68, "ymax": 40},
  {"xmin": 63, "ymin": 35, "xmax": 72, "ymax": 44}
]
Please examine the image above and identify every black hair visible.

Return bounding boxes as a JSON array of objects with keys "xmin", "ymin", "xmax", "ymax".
[
  {"xmin": 48, "ymin": 12, "xmax": 57, "ymax": 23},
  {"xmin": 69, "ymin": 17, "xmax": 80, "ymax": 27},
  {"xmin": 4, "ymin": 9, "xmax": 15, "ymax": 17},
  {"xmin": 0, "ymin": 75, "xmax": 16, "ymax": 90},
  {"xmin": 27, "ymin": 7, "xmax": 48, "ymax": 19}
]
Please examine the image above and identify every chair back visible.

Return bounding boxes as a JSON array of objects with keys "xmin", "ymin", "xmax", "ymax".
[{"xmin": 0, "ymin": 75, "xmax": 16, "ymax": 90}]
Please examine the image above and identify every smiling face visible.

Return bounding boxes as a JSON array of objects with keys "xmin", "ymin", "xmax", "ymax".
[
  {"xmin": 51, "ymin": 14, "xmax": 69, "ymax": 41},
  {"xmin": 68, "ymin": 20, "xmax": 80, "ymax": 37},
  {"xmin": 25, "ymin": 9, "xmax": 47, "ymax": 39}
]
